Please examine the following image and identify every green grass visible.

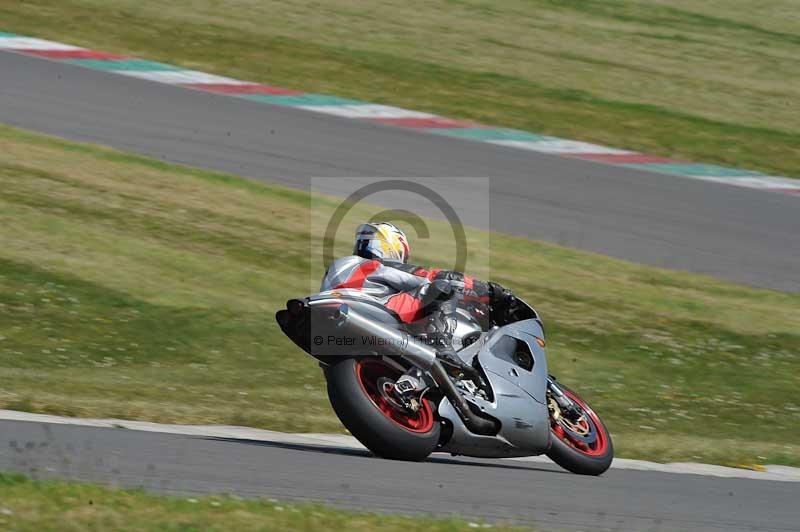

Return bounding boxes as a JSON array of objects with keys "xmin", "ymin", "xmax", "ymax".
[
  {"xmin": 1, "ymin": 124, "xmax": 799, "ymax": 467},
  {"xmin": 0, "ymin": 472, "xmax": 525, "ymax": 531},
  {"xmin": 1, "ymin": 0, "xmax": 799, "ymax": 177}
]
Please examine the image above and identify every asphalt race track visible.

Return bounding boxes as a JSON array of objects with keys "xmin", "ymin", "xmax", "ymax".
[
  {"xmin": 1, "ymin": 50, "xmax": 799, "ymax": 292},
  {"xmin": 0, "ymin": 419, "xmax": 797, "ymax": 532},
  {"xmin": 2, "ymin": 50, "xmax": 799, "ymax": 531}
]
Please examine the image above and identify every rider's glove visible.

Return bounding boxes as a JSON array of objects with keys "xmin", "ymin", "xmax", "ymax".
[
  {"xmin": 431, "ymin": 270, "xmax": 467, "ymax": 292},
  {"xmin": 428, "ymin": 278, "xmax": 456, "ymax": 301}
]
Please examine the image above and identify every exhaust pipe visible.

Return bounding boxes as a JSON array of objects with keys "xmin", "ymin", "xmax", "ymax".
[
  {"xmin": 322, "ymin": 302, "xmax": 437, "ymax": 369},
  {"xmin": 428, "ymin": 361, "xmax": 497, "ymax": 436},
  {"xmin": 308, "ymin": 301, "xmax": 498, "ymax": 436}
]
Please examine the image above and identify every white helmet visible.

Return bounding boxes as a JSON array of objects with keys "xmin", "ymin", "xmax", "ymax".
[{"xmin": 354, "ymin": 222, "xmax": 410, "ymax": 263}]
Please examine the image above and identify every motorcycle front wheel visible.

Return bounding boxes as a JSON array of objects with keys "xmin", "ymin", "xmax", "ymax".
[
  {"xmin": 546, "ymin": 383, "xmax": 613, "ymax": 475},
  {"xmin": 326, "ymin": 357, "xmax": 440, "ymax": 461}
]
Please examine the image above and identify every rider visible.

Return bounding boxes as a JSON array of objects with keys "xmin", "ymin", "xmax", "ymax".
[{"xmin": 321, "ymin": 222, "xmax": 518, "ymax": 380}]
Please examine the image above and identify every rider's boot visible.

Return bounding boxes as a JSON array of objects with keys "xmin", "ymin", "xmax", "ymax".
[
  {"xmin": 423, "ymin": 284, "xmax": 482, "ymax": 383},
  {"xmin": 436, "ymin": 342, "xmax": 481, "ymax": 382}
]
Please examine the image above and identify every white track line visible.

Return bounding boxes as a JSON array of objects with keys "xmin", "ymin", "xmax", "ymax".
[
  {"xmin": 114, "ymin": 70, "xmax": 251, "ymax": 84},
  {"xmin": 297, "ymin": 104, "xmax": 437, "ymax": 119},
  {"xmin": 489, "ymin": 139, "xmax": 635, "ymax": 154},
  {"xmin": 0, "ymin": 37, "xmax": 83, "ymax": 51},
  {"xmin": 0, "ymin": 410, "xmax": 796, "ymax": 482}
]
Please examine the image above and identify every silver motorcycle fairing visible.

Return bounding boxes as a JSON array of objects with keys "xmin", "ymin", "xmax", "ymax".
[
  {"xmin": 294, "ymin": 294, "xmax": 552, "ymax": 457},
  {"xmin": 438, "ymin": 318, "xmax": 551, "ymax": 458},
  {"xmin": 476, "ymin": 318, "xmax": 548, "ymax": 405}
]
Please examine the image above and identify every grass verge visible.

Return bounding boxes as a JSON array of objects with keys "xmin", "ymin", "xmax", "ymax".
[
  {"xmin": 0, "ymin": 0, "xmax": 799, "ymax": 177},
  {"xmin": 0, "ymin": 472, "xmax": 523, "ymax": 531},
  {"xmin": 0, "ymin": 124, "xmax": 799, "ymax": 466}
]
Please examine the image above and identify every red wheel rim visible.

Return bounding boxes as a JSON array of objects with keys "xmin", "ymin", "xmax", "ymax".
[
  {"xmin": 550, "ymin": 388, "xmax": 609, "ymax": 457},
  {"xmin": 355, "ymin": 359, "xmax": 435, "ymax": 433}
]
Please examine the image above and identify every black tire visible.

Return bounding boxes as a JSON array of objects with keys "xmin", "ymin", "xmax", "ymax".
[
  {"xmin": 546, "ymin": 384, "xmax": 613, "ymax": 475},
  {"xmin": 326, "ymin": 358, "xmax": 440, "ymax": 461}
]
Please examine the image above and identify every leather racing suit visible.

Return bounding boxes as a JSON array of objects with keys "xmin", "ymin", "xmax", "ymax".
[{"xmin": 320, "ymin": 255, "xmax": 515, "ymax": 378}]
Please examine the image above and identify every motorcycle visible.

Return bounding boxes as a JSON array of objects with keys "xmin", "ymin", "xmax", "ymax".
[{"xmin": 276, "ymin": 289, "xmax": 613, "ymax": 475}]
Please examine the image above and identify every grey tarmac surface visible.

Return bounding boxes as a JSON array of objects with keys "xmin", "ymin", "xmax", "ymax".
[
  {"xmin": 1, "ymin": 419, "xmax": 797, "ymax": 532},
  {"xmin": 1, "ymin": 50, "xmax": 799, "ymax": 291}
]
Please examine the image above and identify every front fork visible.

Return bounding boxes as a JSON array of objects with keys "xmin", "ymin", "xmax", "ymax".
[{"xmin": 547, "ymin": 375, "xmax": 581, "ymax": 420}]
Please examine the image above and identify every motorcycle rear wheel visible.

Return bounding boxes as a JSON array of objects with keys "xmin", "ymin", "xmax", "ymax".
[
  {"xmin": 327, "ymin": 357, "xmax": 440, "ymax": 461},
  {"xmin": 546, "ymin": 384, "xmax": 613, "ymax": 475}
]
